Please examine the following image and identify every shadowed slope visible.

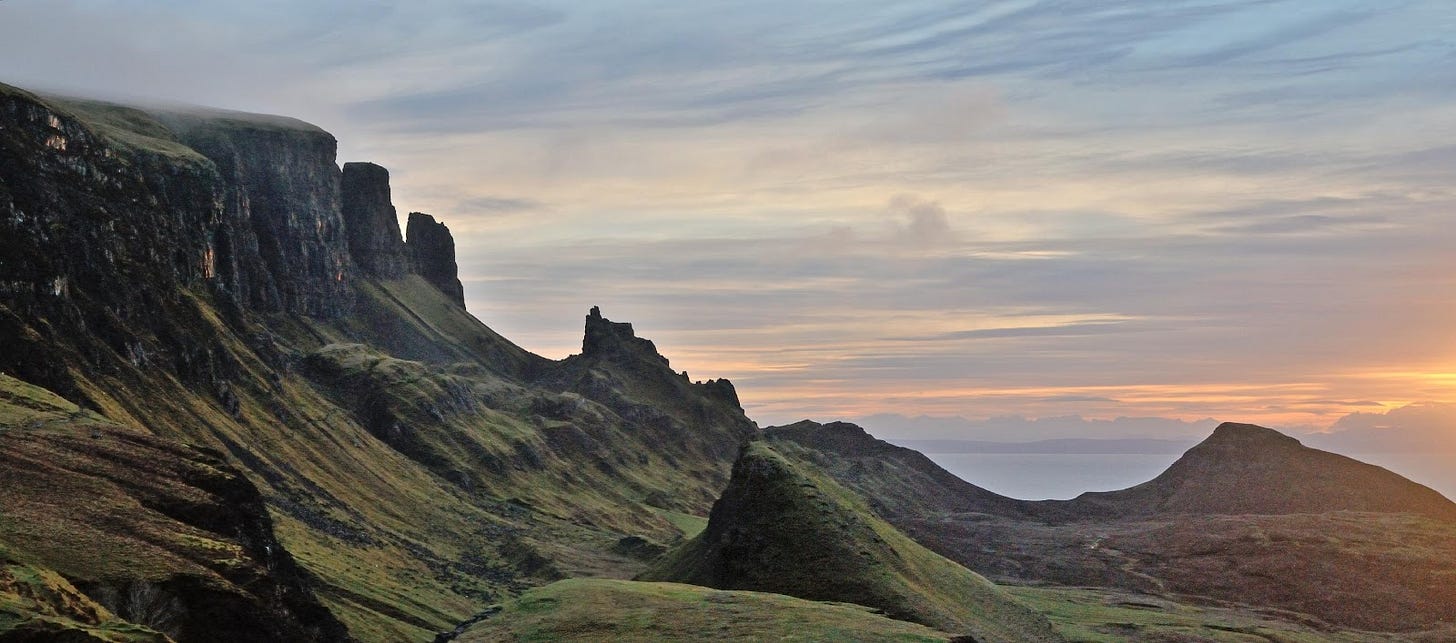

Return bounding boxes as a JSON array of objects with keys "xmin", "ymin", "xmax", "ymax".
[
  {"xmin": 641, "ymin": 442, "xmax": 1061, "ymax": 642},
  {"xmin": 0, "ymin": 375, "xmax": 346, "ymax": 642}
]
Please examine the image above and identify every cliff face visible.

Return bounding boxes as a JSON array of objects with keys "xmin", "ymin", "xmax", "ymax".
[
  {"xmin": 341, "ymin": 162, "xmax": 410, "ymax": 278},
  {"xmin": 405, "ymin": 212, "xmax": 465, "ymax": 306},
  {"xmin": 0, "ymin": 88, "xmax": 229, "ymax": 399},
  {"xmin": 157, "ymin": 109, "xmax": 354, "ymax": 318},
  {"xmin": 0, "ymin": 85, "xmax": 472, "ymax": 398}
]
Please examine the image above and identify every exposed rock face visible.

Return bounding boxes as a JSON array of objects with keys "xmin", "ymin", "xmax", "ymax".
[
  {"xmin": 157, "ymin": 109, "xmax": 354, "ymax": 318},
  {"xmin": 341, "ymin": 162, "xmax": 409, "ymax": 277},
  {"xmin": 582, "ymin": 306, "xmax": 666, "ymax": 363},
  {"xmin": 406, "ymin": 212, "xmax": 465, "ymax": 306},
  {"xmin": 0, "ymin": 87, "xmax": 229, "ymax": 398}
]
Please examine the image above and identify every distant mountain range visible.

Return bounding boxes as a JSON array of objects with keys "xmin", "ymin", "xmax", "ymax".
[
  {"xmin": 892, "ymin": 437, "xmax": 1198, "ymax": 454},
  {"xmin": 861, "ymin": 408, "xmax": 1456, "ymax": 454}
]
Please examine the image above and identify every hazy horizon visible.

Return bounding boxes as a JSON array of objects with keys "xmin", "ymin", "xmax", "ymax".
[{"xmin": 6, "ymin": 1, "xmax": 1456, "ymax": 441}]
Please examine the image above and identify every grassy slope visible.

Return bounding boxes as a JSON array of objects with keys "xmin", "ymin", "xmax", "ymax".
[
  {"xmin": 1009, "ymin": 586, "xmax": 1406, "ymax": 643},
  {"xmin": 643, "ymin": 442, "xmax": 1061, "ymax": 642},
  {"xmin": 48, "ymin": 291, "xmax": 505, "ymax": 641},
  {"xmin": 0, "ymin": 374, "xmax": 343, "ymax": 641},
  {"xmin": 459, "ymin": 578, "xmax": 952, "ymax": 642},
  {"xmin": 38, "ymin": 96, "xmax": 209, "ymax": 165},
  {"xmin": 0, "ymin": 554, "xmax": 168, "ymax": 643},
  {"xmin": 4, "ymin": 271, "xmax": 737, "ymax": 640}
]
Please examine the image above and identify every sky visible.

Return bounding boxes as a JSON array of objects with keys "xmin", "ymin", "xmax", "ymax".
[{"xmin": 4, "ymin": 1, "xmax": 1456, "ymax": 443}]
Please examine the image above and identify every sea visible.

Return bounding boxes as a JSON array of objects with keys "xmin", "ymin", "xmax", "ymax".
[{"xmin": 920, "ymin": 452, "xmax": 1456, "ymax": 502}]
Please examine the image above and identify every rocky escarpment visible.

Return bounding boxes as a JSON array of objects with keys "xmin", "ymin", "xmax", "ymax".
[
  {"xmin": 406, "ymin": 212, "xmax": 465, "ymax": 307},
  {"xmin": 0, "ymin": 88, "xmax": 241, "ymax": 401},
  {"xmin": 340, "ymin": 166, "xmax": 469, "ymax": 304},
  {"xmin": 155, "ymin": 107, "xmax": 355, "ymax": 319},
  {"xmin": 341, "ymin": 162, "xmax": 410, "ymax": 278},
  {"xmin": 0, "ymin": 83, "xmax": 471, "ymax": 400}
]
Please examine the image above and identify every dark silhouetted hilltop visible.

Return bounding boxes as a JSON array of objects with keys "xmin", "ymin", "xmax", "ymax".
[
  {"xmin": 1063, "ymin": 422, "xmax": 1456, "ymax": 520},
  {"xmin": 765, "ymin": 419, "xmax": 1040, "ymax": 520},
  {"xmin": 641, "ymin": 441, "xmax": 1062, "ymax": 642}
]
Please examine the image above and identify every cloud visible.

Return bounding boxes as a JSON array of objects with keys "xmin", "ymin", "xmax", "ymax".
[
  {"xmin": 885, "ymin": 195, "xmax": 955, "ymax": 247},
  {"xmin": 456, "ymin": 196, "xmax": 545, "ymax": 215},
  {"xmin": 1304, "ymin": 403, "xmax": 1456, "ymax": 453},
  {"xmin": 1037, "ymin": 396, "xmax": 1120, "ymax": 404},
  {"xmin": 896, "ymin": 321, "xmax": 1135, "ymax": 342}
]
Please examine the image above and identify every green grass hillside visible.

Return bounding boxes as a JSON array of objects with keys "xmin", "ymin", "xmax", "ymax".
[
  {"xmin": 458, "ymin": 578, "xmax": 954, "ymax": 642},
  {"xmin": 0, "ymin": 555, "xmax": 170, "ymax": 643},
  {"xmin": 0, "ymin": 375, "xmax": 346, "ymax": 641},
  {"xmin": 641, "ymin": 441, "xmax": 1062, "ymax": 642}
]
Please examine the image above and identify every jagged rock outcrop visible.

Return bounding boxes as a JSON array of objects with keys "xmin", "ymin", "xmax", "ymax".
[
  {"xmin": 406, "ymin": 212, "xmax": 465, "ymax": 306},
  {"xmin": 341, "ymin": 162, "xmax": 410, "ymax": 277},
  {"xmin": 580, "ymin": 306, "xmax": 744, "ymax": 410},
  {"xmin": 581, "ymin": 306, "xmax": 666, "ymax": 363}
]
